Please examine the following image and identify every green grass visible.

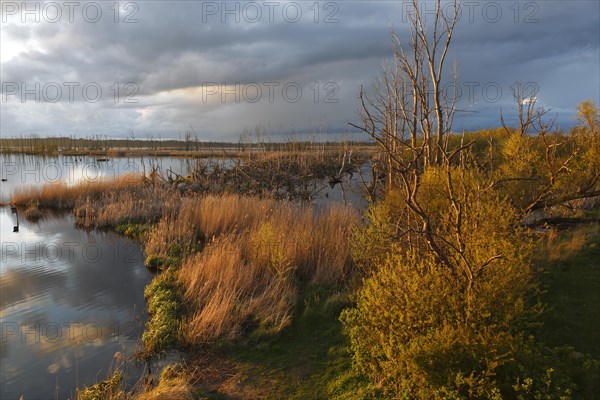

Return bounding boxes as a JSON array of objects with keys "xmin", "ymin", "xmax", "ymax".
[
  {"xmin": 114, "ymin": 223, "xmax": 152, "ymax": 241},
  {"xmin": 144, "ymin": 254, "xmax": 177, "ymax": 272},
  {"xmin": 537, "ymin": 224, "xmax": 600, "ymax": 358},
  {"xmin": 76, "ymin": 371, "xmax": 125, "ymax": 400},
  {"xmin": 224, "ymin": 286, "xmax": 379, "ymax": 400},
  {"xmin": 114, "ymin": 222, "xmax": 186, "ymax": 354},
  {"xmin": 142, "ymin": 270, "xmax": 182, "ymax": 355}
]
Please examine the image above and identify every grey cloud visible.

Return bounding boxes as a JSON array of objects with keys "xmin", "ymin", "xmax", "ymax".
[{"xmin": 1, "ymin": 0, "xmax": 598, "ymax": 139}]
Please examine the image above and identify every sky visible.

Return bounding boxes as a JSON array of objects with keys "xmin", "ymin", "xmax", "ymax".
[{"xmin": 1, "ymin": 0, "xmax": 599, "ymax": 141}]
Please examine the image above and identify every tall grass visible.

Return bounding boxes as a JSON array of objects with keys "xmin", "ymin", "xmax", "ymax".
[
  {"xmin": 9, "ymin": 174, "xmax": 184, "ymax": 229},
  {"xmin": 10, "ymin": 174, "xmax": 145, "ymax": 209},
  {"xmin": 74, "ymin": 184, "xmax": 181, "ymax": 229},
  {"xmin": 180, "ymin": 235, "xmax": 297, "ymax": 342},
  {"xmin": 186, "ymin": 195, "xmax": 278, "ymax": 238},
  {"xmin": 163, "ymin": 195, "xmax": 358, "ymax": 345}
]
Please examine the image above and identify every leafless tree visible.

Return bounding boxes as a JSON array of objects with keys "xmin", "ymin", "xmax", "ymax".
[
  {"xmin": 350, "ymin": 0, "xmax": 460, "ymax": 186},
  {"xmin": 500, "ymin": 82, "xmax": 542, "ymax": 136},
  {"xmin": 350, "ymin": 0, "xmax": 465, "ymax": 274}
]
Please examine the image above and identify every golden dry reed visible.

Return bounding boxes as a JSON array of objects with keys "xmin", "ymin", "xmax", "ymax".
[
  {"xmin": 11, "ymin": 176, "xmax": 358, "ymax": 346},
  {"xmin": 159, "ymin": 195, "xmax": 359, "ymax": 344},
  {"xmin": 10, "ymin": 173, "xmax": 144, "ymax": 209}
]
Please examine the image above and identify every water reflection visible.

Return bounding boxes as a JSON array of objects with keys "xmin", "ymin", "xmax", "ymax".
[
  {"xmin": 0, "ymin": 207, "xmax": 151, "ymax": 399},
  {"xmin": 0, "ymin": 154, "xmax": 198, "ymax": 203}
]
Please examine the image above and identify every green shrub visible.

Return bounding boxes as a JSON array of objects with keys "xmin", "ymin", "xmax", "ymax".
[
  {"xmin": 350, "ymin": 192, "xmax": 399, "ymax": 276},
  {"xmin": 144, "ymin": 254, "xmax": 176, "ymax": 272},
  {"xmin": 340, "ymin": 248, "xmax": 596, "ymax": 398},
  {"xmin": 341, "ymin": 164, "xmax": 600, "ymax": 398},
  {"xmin": 342, "ymin": 169, "xmax": 538, "ymax": 398},
  {"xmin": 342, "ymin": 252, "xmax": 514, "ymax": 398}
]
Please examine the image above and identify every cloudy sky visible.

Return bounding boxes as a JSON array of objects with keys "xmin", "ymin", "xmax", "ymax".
[{"xmin": 1, "ymin": 0, "xmax": 598, "ymax": 141}]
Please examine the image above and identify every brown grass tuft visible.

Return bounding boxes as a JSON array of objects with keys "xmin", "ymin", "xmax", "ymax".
[
  {"xmin": 24, "ymin": 204, "xmax": 43, "ymax": 221},
  {"xmin": 135, "ymin": 377, "xmax": 194, "ymax": 400},
  {"xmin": 174, "ymin": 194, "xmax": 358, "ymax": 344},
  {"xmin": 75, "ymin": 184, "xmax": 181, "ymax": 229},
  {"xmin": 543, "ymin": 225, "xmax": 599, "ymax": 262},
  {"xmin": 180, "ymin": 236, "xmax": 296, "ymax": 343}
]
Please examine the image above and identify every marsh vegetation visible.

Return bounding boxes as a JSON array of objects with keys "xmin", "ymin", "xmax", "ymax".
[
  {"xmin": 4, "ymin": 1, "xmax": 599, "ymax": 399},
  {"xmin": 8, "ymin": 113, "xmax": 599, "ymax": 398}
]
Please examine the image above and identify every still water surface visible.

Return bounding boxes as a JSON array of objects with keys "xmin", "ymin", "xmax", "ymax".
[
  {"xmin": 0, "ymin": 208, "xmax": 150, "ymax": 399},
  {"xmin": 0, "ymin": 154, "xmax": 199, "ymax": 204},
  {"xmin": 0, "ymin": 155, "xmax": 176, "ymax": 399}
]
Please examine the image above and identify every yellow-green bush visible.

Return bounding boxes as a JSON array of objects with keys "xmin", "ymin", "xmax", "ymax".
[
  {"xmin": 342, "ymin": 251, "xmax": 530, "ymax": 398},
  {"xmin": 341, "ymin": 168, "xmax": 557, "ymax": 398}
]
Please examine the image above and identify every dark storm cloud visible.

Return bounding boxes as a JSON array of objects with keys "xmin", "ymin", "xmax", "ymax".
[{"xmin": 1, "ymin": 0, "xmax": 598, "ymax": 139}]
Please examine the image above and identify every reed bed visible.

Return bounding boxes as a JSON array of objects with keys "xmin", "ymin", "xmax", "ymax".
[
  {"xmin": 9, "ymin": 173, "xmax": 184, "ymax": 229},
  {"xmin": 180, "ymin": 236, "xmax": 296, "ymax": 342},
  {"xmin": 10, "ymin": 174, "xmax": 145, "ymax": 209},
  {"xmin": 23, "ymin": 204, "xmax": 43, "ymax": 221},
  {"xmin": 164, "ymin": 194, "xmax": 358, "ymax": 344},
  {"xmin": 180, "ymin": 195, "xmax": 279, "ymax": 238},
  {"xmin": 74, "ymin": 184, "xmax": 181, "ymax": 229}
]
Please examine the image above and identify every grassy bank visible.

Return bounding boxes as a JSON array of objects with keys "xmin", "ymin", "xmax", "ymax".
[
  {"xmin": 176, "ymin": 223, "xmax": 600, "ymax": 400},
  {"xmin": 14, "ymin": 176, "xmax": 359, "ymax": 399},
  {"xmin": 219, "ymin": 287, "xmax": 373, "ymax": 400},
  {"xmin": 535, "ymin": 224, "xmax": 600, "ymax": 359},
  {"xmin": 81, "ymin": 218, "xmax": 600, "ymax": 399},
  {"xmin": 73, "ymin": 193, "xmax": 361, "ymax": 398}
]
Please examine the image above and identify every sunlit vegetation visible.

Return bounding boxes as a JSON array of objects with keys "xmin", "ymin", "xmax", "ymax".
[
  {"xmin": 10, "ymin": 173, "xmax": 146, "ymax": 209},
  {"xmin": 9, "ymin": 1, "xmax": 599, "ymax": 395},
  {"xmin": 142, "ymin": 270, "xmax": 182, "ymax": 355},
  {"xmin": 177, "ymin": 197, "xmax": 356, "ymax": 344},
  {"xmin": 9, "ymin": 113, "xmax": 599, "ymax": 398},
  {"xmin": 76, "ymin": 370, "xmax": 126, "ymax": 400},
  {"xmin": 327, "ymin": 0, "xmax": 600, "ymax": 395},
  {"xmin": 136, "ymin": 374, "xmax": 194, "ymax": 400}
]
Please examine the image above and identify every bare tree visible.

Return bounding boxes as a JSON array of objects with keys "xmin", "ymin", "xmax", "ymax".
[
  {"xmin": 349, "ymin": 0, "xmax": 462, "ymax": 272},
  {"xmin": 350, "ymin": 0, "xmax": 460, "ymax": 184},
  {"xmin": 495, "ymin": 87, "xmax": 600, "ymax": 216},
  {"xmin": 500, "ymin": 82, "xmax": 541, "ymax": 136}
]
